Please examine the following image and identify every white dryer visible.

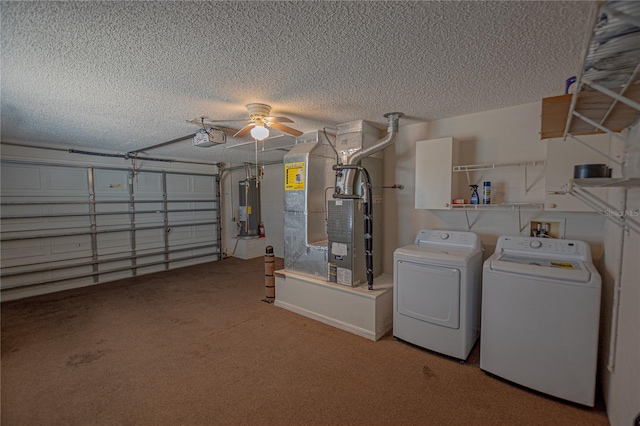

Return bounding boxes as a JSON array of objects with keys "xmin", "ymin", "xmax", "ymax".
[
  {"xmin": 480, "ymin": 236, "xmax": 601, "ymax": 406},
  {"xmin": 393, "ymin": 230, "xmax": 483, "ymax": 360}
]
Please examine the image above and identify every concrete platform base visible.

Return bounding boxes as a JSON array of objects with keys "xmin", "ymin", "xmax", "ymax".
[
  {"xmin": 274, "ymin": 269, "xmax": 393, "ymax": 341},
  {"xmin": 233, "ymin": 237, "xmax": 265, "ymax": 260}
]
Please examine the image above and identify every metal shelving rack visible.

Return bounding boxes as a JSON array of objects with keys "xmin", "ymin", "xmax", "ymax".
[
  {"xmin": 564, "ymin": 1, "xmax": 640, "ymax": 147},
  {"xmin": 560, "ymin": 1, "xmax": 640, "ymax": 235},
  {"xmin": 450, "ymin": 203, "xmax": 544, "ymax": 232},
  {"xmin": 451, "ymin": 161, "xmax": 546, "ymax": 229},
  {"xmin": 453, "ymin": 160, "xmax": 547, "ymax": 199},
  {"xmin": 558, "ymin": 1, "xmax": 640, "ymax": 377}
]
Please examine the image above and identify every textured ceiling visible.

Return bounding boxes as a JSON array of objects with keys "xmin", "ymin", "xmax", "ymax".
[{"xmin": 1, "ymin": 1, "xmax": 592, "ymax": 164}]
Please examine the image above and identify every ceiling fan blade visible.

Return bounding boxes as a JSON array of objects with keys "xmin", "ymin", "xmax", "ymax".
[
  {"xmin": 233, "ymin": 122, "xmax": 256, "ymax": 138},
  {"xmin": 215, "ymin": 127, "xmax": 240, "ymax": 137},
  {"xmin": 266, "ymin": 121, "xmax": 303, "ymax": 137},
  {"xmin": 264, "ymin": 116, "xmax": 294, "ymax": 123},
  {"xmin": 199, "ymin": 116, "xmax": 252, "ymax": 123}
]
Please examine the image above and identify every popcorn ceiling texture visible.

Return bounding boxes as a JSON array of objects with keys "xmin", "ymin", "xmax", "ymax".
[{"xmin": 1, "ymin": 1, "xmax": 591, "ymax": 163}]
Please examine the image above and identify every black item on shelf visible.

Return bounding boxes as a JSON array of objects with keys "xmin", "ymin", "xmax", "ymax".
[{"xmin": 574, "ymin": 164, "xmax": 612, "ymax": 178}]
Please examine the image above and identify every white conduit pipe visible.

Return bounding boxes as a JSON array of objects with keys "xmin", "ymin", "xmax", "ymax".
[{"xmin": 607, "ymin": 191, "xmax": 627, "ymax": 372}]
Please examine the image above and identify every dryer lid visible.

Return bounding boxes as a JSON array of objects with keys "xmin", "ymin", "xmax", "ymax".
[
  {"xmin": 395, "ymin": 245, "xmax": 479, "ymax": 266},
  {"xmin": 489, "ymin": 254, "xmax": 591, "ymax": 283}
]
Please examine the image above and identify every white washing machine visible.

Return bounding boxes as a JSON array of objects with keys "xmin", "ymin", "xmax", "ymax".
[
  {"xmin": 480, "ymin": 236, "xmax": 601, "ymax": 407},
  {"xmin": 393, "ymin": 230, "xmax": 483, "ymax": 360}
]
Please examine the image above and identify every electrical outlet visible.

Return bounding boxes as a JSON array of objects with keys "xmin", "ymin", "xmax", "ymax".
[{"xmin": 528, "ymin": 219, "xmax": 566, "ymax": 239}]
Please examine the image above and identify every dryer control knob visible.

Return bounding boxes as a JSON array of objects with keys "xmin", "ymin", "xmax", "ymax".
[
  {"xmin": 440, "ymin": 233, "xmax": 449, "ymax": 240},
  {"xmin": 530, "ymin": 240, "xmax": 542, "ymax": 248}
]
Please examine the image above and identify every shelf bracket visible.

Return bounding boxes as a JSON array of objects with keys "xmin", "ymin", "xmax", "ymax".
[
  {"xmin": 570, "ymin": 111, "xmax": 628, "ymax": 145},
  {"xmin": 461, "ymin": 210, "xmax": 481, "ymax": 231},
  {"xmin": 596, "ymin": 62, "xmax": 640, "ymax": 128},
  {"xmin": 518, "ymin": 209, "xmax": 524, "ymax": 233},
  {"xmin": 570, "ymin": 184, "xmax": 640, "ymax": 235},
  {"xmin": 566, "ymin": 134, "xmax": 623, "ymax": 167},
  {"xmin": 581, "ymin": 78, "xmax": 640, "ymax": 112}
]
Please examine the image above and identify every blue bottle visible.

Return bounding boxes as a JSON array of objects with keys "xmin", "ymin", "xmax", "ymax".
[{"xmin": 470, "ymin": 185, "xmax": 479, "ymax": 205}]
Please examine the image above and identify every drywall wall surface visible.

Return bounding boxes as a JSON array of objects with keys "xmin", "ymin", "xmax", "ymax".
[{"xmin": 601, "ymin": 123, "xmax": 640, "ymax": 426}]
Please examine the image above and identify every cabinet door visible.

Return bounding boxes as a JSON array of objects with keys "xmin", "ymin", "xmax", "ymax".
[
  {"xmin": 545, "ymin": 135, "xmax": 610, "ymax": 212},
  {"xmin": 415, "ymin": 138, "xmax": 456, "ymax": 209}
]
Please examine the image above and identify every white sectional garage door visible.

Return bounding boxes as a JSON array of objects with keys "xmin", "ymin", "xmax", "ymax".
[{"xmin": 1, "ymin": 161, "xmax": 221, "ymax": 297}]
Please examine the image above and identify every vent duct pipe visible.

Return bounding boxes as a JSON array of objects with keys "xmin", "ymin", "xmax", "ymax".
[{"xmin": 341, "ymin": 112, "xmax": 403, "ymax": 195}]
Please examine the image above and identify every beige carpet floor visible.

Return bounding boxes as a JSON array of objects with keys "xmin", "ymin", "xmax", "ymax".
[{"xmin": 1, "ymin": 257, "xmax": 609, "ymax": 425}]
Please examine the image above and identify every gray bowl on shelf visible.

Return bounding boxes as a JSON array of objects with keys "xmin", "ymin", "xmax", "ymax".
[{"xmin": 574, "ymin": 164, "xmax": 612, "ymax": 178}]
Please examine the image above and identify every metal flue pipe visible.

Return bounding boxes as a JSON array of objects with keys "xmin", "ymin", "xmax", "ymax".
[{"xmin": 341, "ymin": 112, "xmax": 404, "ymax": 195}]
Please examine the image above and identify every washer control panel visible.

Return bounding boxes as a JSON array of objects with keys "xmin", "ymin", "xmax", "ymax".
[
  {"xmin": 414, "ymin": 229, "xmax": 480, "ymax": 250},
  {"xmin": 495, "ymin": 236, "xmax": 591, "ymax": 262}
]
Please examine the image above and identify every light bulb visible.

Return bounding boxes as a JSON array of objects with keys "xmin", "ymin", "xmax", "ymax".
[{"xmin": 250, "ymin": 125, "xmax": 269, "ymax": 140}]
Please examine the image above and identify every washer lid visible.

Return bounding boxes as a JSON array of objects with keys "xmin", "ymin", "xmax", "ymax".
[
  {"xmin": 395, "ymin": 244, "xmax": 479, "ymax": 267},
  {"xmin": 490, "ymin": 254, "xmax": 591, "ymax": 283}
]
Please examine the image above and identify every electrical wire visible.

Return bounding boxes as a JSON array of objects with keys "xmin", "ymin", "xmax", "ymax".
[
  {"xmin": 323, "ymin": 127, "xmax": 340, "ymax": 164},
  {"xmin": 324, "ymin": 186, "xmax": 334, "ymax": 223}
]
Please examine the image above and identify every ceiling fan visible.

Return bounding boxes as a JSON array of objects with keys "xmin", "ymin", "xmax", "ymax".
[{"xmin": 189, "ymin": 103, "xmax": 303, "ymax": 140}]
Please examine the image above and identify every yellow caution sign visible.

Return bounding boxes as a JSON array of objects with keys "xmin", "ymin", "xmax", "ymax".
[
  {"xmin": 550, "ymin": 261, "xmax": 575, "ymax": 269},
  {"xmin": 285, "ymin": 162, "xmax": 305, "ymax": 191}
]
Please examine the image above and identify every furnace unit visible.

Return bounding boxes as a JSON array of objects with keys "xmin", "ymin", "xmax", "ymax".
[{"xmin": 327, "ymin": 199, "xmax": 365, "ymax": 286}]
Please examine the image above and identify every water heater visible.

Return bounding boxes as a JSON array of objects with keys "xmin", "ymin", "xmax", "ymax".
[{"xmin": 238, "ymin": 178, "xmax": 260, "ymax": 237}]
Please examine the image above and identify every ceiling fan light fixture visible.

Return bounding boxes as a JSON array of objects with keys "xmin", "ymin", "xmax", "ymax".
[{"xmin": 250, "ymin": 125, "xmax": 269, "ymax": 140}]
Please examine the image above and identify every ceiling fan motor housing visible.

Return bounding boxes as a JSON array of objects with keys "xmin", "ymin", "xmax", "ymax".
[{"xmin": 247, "ymin": 103, "xmax": 272, "ymax": 119}]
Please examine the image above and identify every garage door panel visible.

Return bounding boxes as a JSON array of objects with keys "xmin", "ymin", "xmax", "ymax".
[
  {"xmin": 2, "ymin": 165, "xmax": 89, "ymax": 198},
  {"xmin": 134, "ymin": 213, "xmax": 164, "ymax": 225},
  {"xmin": 1, "ymin": 239, "xmax": 48, "ymax": 262},
  {"xmin": 96, "ymin": 231, "xmax": 131, "ymax": 253},
  {"xmin": 47, "ymin": 168, "xmax": 89, "ymax": 192},
  {"xmin": 192, "ymin": 176, "xmax": 216, "ymax": 194},
  {"xmin": 93, "ymin": 170, "xmax": 129, "ymax": 193},
  {"xmin": 134, "ymin": 264, "xmax": 166, "ymax": 274},
  {"xmin": 133, "ymin": 172, "xmax": 163, "ymax": 195},
  {"xmin": 1, "ymin": 165, "xmax": 41, "ymax": 190},
  {"xmin": 166, "ymin": 174, "xmax": 191, "ymax": 194},
  {"xmin": 135, "ymin": 228, "xmax": 164, "ymax": 247},
  {"xmin": 169, "ymin": 227, "xmax": 194, "ymax": 242},
  {"xmin": 50, "ymin": 235, "xmax": 93, "ymax": 255},
  {"xmin": 169, "ymin": 227, "xmax": 216, "ymax": 246}
]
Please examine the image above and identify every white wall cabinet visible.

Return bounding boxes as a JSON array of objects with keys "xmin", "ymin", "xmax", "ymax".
[{"xmin": 415, "ymin": 137, "xmax": 460, "ymax": 209}]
